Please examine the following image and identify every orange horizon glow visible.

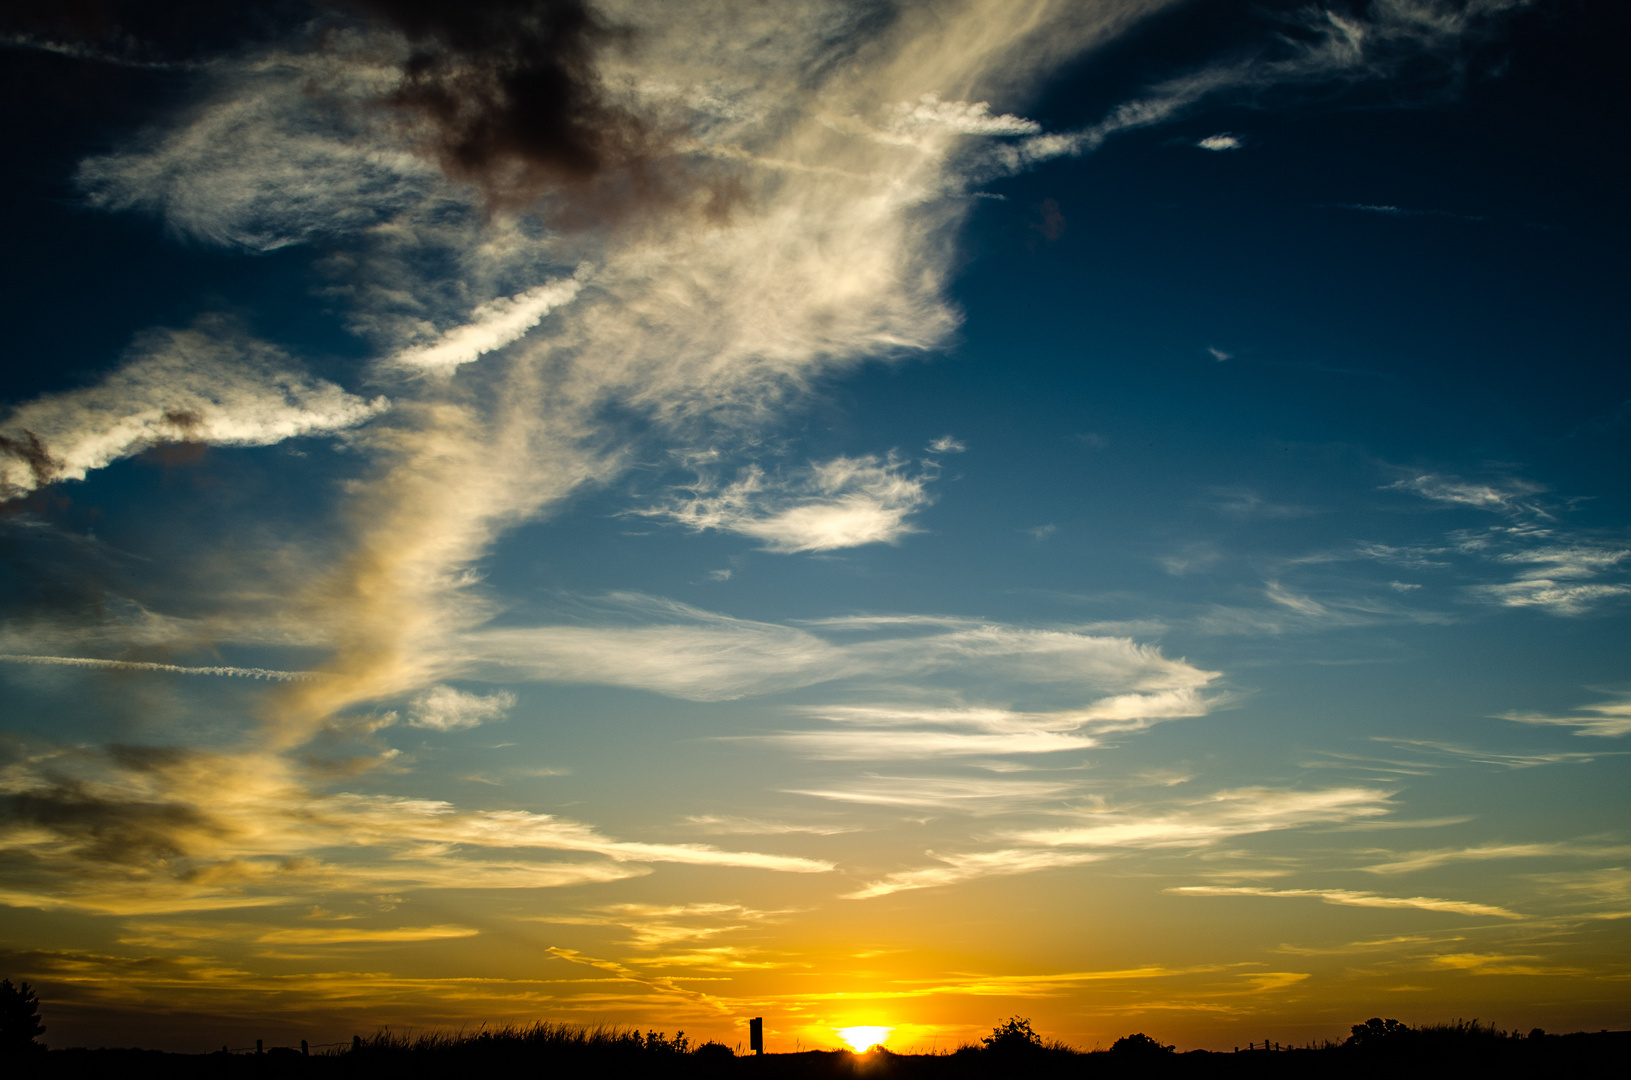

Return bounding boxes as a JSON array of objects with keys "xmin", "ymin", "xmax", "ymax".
[{"xmin": 835, "ymin": 1026, "xmax": 894, "ymax": 1052}]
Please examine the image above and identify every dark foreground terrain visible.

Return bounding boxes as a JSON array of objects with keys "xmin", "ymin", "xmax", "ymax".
[{"xmin": 10, "ymin": 1026, "xmax": 1631, "ymax": 1080}]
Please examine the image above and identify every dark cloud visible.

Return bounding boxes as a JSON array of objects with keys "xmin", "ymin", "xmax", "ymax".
[
  {"xmin": 0, "ymin": 779, "xmax": 214, "ymax": 866},
  {"xmin": 347, "ymin": 0, "xmax": 723, "ymax": 219},
  {"xmin": 0, "ymin": 431, "xmax": 59, "ymax": 492},
  {"xmin": 0, "ymin": 741, "xmax": 220, "ymax": 871}
]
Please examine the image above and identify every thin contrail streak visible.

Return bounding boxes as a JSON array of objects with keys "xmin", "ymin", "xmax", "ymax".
[{"xmin": 0, "ymin": 654, "xmax": 320, "ymax": 681}]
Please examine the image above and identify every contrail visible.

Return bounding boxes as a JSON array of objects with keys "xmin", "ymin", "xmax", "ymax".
[{"xmin": 0, "ymin": 654, "xmax": 320, "ymax": 681}]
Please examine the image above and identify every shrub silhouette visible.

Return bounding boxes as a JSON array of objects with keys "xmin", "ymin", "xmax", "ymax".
[
  {"xmin": 1110, "ymin": 1032, "xmax": 1174, "ymax": 1054},
  {"xmin": 1345, "ymin": 1017, "xmax": 1413, "ymax": 1049},
  {"xmin": 693, "ymin": 1040, "xmax": 735, "ymax": 1060},
  {"xmin": 0, "ymin": 978, "xmax": 45, "ymax": 1053},
  {"xmin": 981, "ymin": 1016, "xmax": 1043, "ymax": 1053}
]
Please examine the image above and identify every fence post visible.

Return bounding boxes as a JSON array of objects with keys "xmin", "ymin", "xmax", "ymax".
[
  {"xmin": 256, "ymin": 1039, "xmax": 263, "ymax": 1055},
  {"xmin": 749, "ymin": 1017, "xmax": 764, "ymax": 1056},
  {"xmin": 353, "ymin": 1035, "xmax": 362, "ymax": 1052},
  {"xmin": 302, "ymin": 1039, "xmax": 309, "ymax": 1056}
]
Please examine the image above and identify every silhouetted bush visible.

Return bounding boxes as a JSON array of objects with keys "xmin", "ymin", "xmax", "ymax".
[
  {"xmin": 1344, "ymin": 1016, "xmax": 1413, "ymax": 1049},
  {"xmin": 1110, "ymin": 1032, "xmax": 1175, "ymax": 1054},
  {"xmin": 693, "ymin": 1041, "xmax": 735, "ymax": 1060},
  {"xmin": 0, "ymin": 978, "xmax": 45, "ymax": 1053},
  {"xmin": 980, "ymin": 1016, "xmax": 1042, "ymax": 1053}
]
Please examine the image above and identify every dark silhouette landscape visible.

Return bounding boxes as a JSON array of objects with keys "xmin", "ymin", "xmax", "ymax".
[{"xmin": 5, "ymin": 986, "xmax": 1628, "ymax": 1080}]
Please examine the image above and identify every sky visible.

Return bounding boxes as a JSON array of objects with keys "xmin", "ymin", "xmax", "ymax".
[{"xmin": 1, "ymin": 0, "xmax": 1628, "ymax": 1055}]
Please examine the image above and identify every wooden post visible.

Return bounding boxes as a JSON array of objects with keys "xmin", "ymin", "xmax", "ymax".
[
  {"xmin": 353, "ymin": 1035, "xmax": 362, "ymax": 1052},
  {"xmin": 749, "ymin": 1017, "xmax": 764, "ymax": 1056},
  {"xmin": 256, "ymin": 1039, "xmax": 263, "ymax": 1055},
  {"xmin": 301, "ymin": 1039, "xmax": 309, "ymax": 1056}
]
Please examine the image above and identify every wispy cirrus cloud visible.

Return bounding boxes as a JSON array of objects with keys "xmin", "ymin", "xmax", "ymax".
[
  {"xmin": 1500, "ymin": 693, "xmax": 1631, "ymax": 738},
  {"xmin": 788, "ymin": 774, "xmax": 1079, "ymax": 815},
  {"xmin": 639, "ymin": 454, "xmax": 937, "ymax": 553},
  {"xmin": 388, "ymin": 276, "xmax": 585, "ymax": 374},
  {"xmin": 1358, "ymin": 841, "xmax": 1631, "ymax": 875},
  {"xmin": 1370, "ymin": 472, "xmax": 1631, "ymax": 615},
  {"xmin": 0, "ymin": 741, "xmax": 830, "ymax": 916},
  {"xmin": 1168, "ymin": 885, "xmax": 1521, "ymax": 920},
  {"xmin": 460, "ymin": 598, "xmax": 1215, "ymax": 704},
  {"xmin": 848, "ymin": 786, "xmax": 1393, "ymax": 897},
  {"xmin": 0, "ymin": 318, "xmax": 386, "ymax": 500}
]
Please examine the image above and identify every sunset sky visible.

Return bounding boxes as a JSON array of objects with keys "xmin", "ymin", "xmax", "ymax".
[{"xmin": 1, "ymin": 0, "xmax": 1627, "ymax": 1054}]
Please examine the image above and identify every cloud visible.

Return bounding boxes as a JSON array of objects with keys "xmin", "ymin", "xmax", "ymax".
[
  {"xmin": 761, "ymin": 688, "xmax": 1216, "ymax": 761},
  {"xmin": 971, "ymin": 0, "xmax": 1537, "ymax": 176},
  {"xmin": 461, "ymin": 601, "xmax": 1217, "ymax": 704},
  {"xmin": 1388, "ymin": 472, "xmax": 1546, "ymax": 512},
  {"xmin": 641, "ymin": 454, "xmax": 936, "ymax": 553},
  {"xmin": 849, "ymin": 786, "xmax": 1393, "ymax": 897},
  {"xmin": 0, "ymin": 654, "xmax": 314, "ymax": 682},
  {"xmin": 407, "ymin": 684, "xmax": 517, "ymax": 730},
  {"xmin": 845, "ymin": 848, "xmax": 1106, "ymax": 899},
  {"xmin": 1358, "ymin": 841, "xmax": 1631, "ymax": 875},
  {"xmin": 1470, "ymin": 579, "xmax": 1631, "ymax": 615},
  {"xmin": 1196, "ymin": 133, "xmax": 1241, "ymax": 151},
  {"xmin": 1375, "ymin": 738, "xmax": 1623, "ymax": 770},
  {"xmin": 0, "ymin": 318, "xmax": 386, "ymax": 499},
  {"xmin": 388, "ymin": 276, "xmax": 585, "ymax": 373},
  {"xmin": 754, "ymin": 729, "xmax": 1100, "ymax": 760},
  {"xmin": 788, "ymin": 774, "xmax": 1078, "ymax": 815},
  {"xmin": 927, "ymin": 435, "xmax": 966, "ymax": 453},
  {"xmin": 532, "ymin": 900, "xmax": 787, "ymax": 950},
  {"xmin": 1168, "ymin": 885, "xmax": 1521, "ymax": 920},
  {"xmin": 682, "ymin": 815, "xmax": 858, "ymax": 836},
  {"xmin": 1010, "ymin": 786, "xmax": 1391, "ymax": 849},
  {"xmin": 0, "ymin": 742, "xmax": 829, "ymax": 916},
  {"xmin": 1206, "ymin": 345, "xmax": 1232, "ymax": 360},
  {"xmin": 887, "ymin": 93, "xmax": 1042, "ymax": 139},
  {"xmin": 1500, "ymin": 693, "xmax": 1631, "ymax": 738}
]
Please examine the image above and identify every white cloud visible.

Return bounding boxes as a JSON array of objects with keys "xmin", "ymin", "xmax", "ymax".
[
  {"xmin": 789, "ymin": 774, "xmax": 1077, "ymax": 815},
  {"xmin": 1471, "ymin": 579, "xmax": 1631, "ymax": 615},
  {"xmin": 1500, "ymin": 693, "xmax": 1631, "ymax": 738},
  {"xmin": 1, "ymin": 319, "xmax": 386, "ymax": 499},
  {"xmin": 76, "ymin": 46, "xmax": 443, "ymax": 252},
  {"xmin": 0, "ymin": 744, "xmax": 832, "ymax": 915},
  {"xmin": 0, "ymin": 654, "xmax": 313, "ymax": 682},
  {"xmin": 643, "ymin": 455, "xmax": 935, "ymax": 553},
  {"xmin": 1206, "ymin": 345, "xmax": 1232, "ymax": 360},
  {"xmin": 407, "ymin": 685, "xmax": 518, "ymax": 731},
  {"xmin": 1389, "ymin": 472, "xmax": 1546, "ymax": 512},
  {"xmin": 752, "ymin": 728, "xmax": 1100, "ymax": 759},
  {"xmin": 888, "ymin": 94, "xmax": 1042, "ymax": 139},
  {"xmin": 845, "ymin": 848, "xmax": 1105, "ymax": 898},
  {"xmin": 927, "ymin": 435, "xmax": 966, "ymax": 453},
  {"xmin": 682, "ymin": 815, "xmax": 858, "ymax": 836},
  {"xmin": 1009, "ymin": 786, "xmax": 1392, "ymax": 849},
  {"xmin": 1196, "ymin": 133, "xmax": 1241, "ymax": 151},
  {"xmin": 389, "ymin": 276, "xmax": 585, "ymax": 374},
  {"xmin": 1359, "ymin": 841, "xmax": 1631, "ymax": 875},
  {"xmin": 849, "ymin": 786, "xmax": 1393, "ymax": 897},
  {"xmin": 461, "ymin": 601, "xmax": 1217, "ymax": 704},
  {"xmin": 1168, "ymin": 885, "xmax": 1521, "ymax": 919}
]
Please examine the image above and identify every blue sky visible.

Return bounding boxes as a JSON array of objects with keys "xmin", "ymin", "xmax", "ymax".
[{"xmin": 1, "ymin": 0, "xmax": 1628, "ymax": 1053}]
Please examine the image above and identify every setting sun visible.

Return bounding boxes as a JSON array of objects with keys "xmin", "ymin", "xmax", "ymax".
[{"xmin": 836, "ymin": 1027, "xmax": 894, "ymax": 1053}]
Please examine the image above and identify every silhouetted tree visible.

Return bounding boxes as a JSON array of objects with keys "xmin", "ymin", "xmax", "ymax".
[
  {"xmin": 1345, "ymin": 1017, "xmax": 1413, "ymax": 1049},
  {"xmin": 1110, "ymin": 1032, "xmax": 1175, "ymax": 1054},
  {"xmin": 981, "ymin": 1016, "xmax": 1043, "ymax": 1053},
  {"xmin": 0, "ymin": 979, "xmax": 45, "ymax": 1053}
]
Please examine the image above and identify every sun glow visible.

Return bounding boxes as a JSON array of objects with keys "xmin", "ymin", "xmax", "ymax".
[{"xmin": 836, "ymin": 1026, "xmax": 894, "ymax": 1052}]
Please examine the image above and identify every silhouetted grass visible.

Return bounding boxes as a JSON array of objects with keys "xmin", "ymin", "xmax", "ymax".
[{"xmin": 15, "ymin": 1017, "xmax": 1631, "ymax": 1079}]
